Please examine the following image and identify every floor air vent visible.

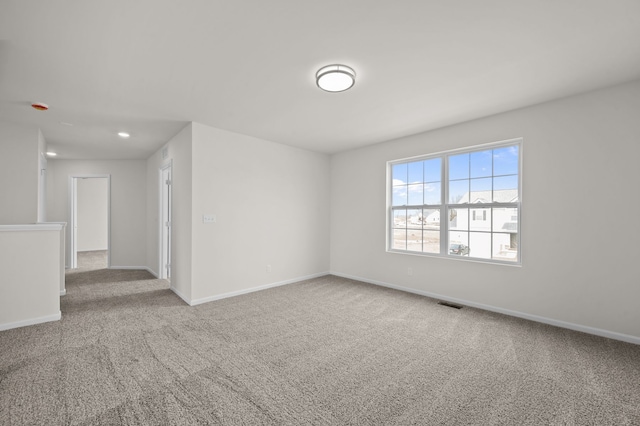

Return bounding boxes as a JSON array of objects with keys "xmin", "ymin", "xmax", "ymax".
[{"xmin": 438, "ymin": 301, "xmax": 463, "ymax": 309}]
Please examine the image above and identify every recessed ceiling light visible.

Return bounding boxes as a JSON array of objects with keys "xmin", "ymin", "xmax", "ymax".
[
  {"xmin": 118, "ymin": 132, "xmax": 130, "ymax": 138},
  {"xmin": 46, "ymin": 152, "xmax": 57, "ymax": 157},
  {"xmin": 316, "ymin": 64, "xmax": 356, "ymax": 92}
]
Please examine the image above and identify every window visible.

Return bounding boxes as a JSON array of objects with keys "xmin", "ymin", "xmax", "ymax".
[
  {"xmin": 389, "ymin": 139, "xmax": 521, "ymax": 264},
  {"xmin": 472, "ymin": 210, "xmax": 487, "ymax": 221}
]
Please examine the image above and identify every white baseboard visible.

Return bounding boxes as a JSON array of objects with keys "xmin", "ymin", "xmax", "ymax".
[
  {"xmin": 189, "ymin": 271, "xmax": 330, "ymax": 307},
  {"xmin": 330, "ymin": 272, "xmax": 640, "ymax": 345},
  {"xmin": 0, "ymin": 311, "xmax": 62, "ymax": 332},
  {"xmin": 144, "ymin": 267, "xmax": 159, "ymax": 278},
  {"xmin": 60, "ymin": 289, "xmax": 66, "ymax": 296},
  {"xmin": 109, "ymin": 265, "xmax": 147, "ymax": 270},
  {"xmin": 109, "ymin": 266, "xmax": 158, "ymax": 277},
  {"xmin": 170, "ymin": 286, "xmax": 191, "ymax": 305}
]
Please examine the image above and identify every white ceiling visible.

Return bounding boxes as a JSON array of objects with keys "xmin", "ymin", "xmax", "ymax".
[{"xmin": 1, "ymin": 1, "xmax": 640, "ymax": 160}]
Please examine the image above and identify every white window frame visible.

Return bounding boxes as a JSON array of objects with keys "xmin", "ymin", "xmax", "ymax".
[{"xmin": 387, "ymin": 138, "xmax": 522, "ymax": 265}]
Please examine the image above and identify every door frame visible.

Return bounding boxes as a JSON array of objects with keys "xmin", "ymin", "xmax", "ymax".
[
  {"xmin": 158, "ymin": 161, "xmax": 172, "ymax": 279},
  {"xmin": 38, "ymin": 152, "xmax": 47, "ymax": 223},
  {"xmin": 68, "ymin": 174, "xmax": 111, "ymax": 269}
]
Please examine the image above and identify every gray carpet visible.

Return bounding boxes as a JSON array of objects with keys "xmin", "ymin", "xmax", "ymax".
[
  {"xmin": 77, "ymin": 250, "xmax": 109, "ymax": 270},
  {"xmin": 1, "ymin": 264, "xmax": 639, "ymax": 425}
]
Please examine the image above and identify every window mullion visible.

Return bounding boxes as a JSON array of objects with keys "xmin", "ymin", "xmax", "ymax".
[
  {"xmin": 388, "ymin": 139, "xmax": 520, "ymax": 264},
  {"xmin": 441, "ymin": 155, "xmax": 448, "ymax": 256}
]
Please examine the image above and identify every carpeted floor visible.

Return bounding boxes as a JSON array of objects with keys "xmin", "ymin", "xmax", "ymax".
[
  {"xmin": 77, "ymin": 250, "xmax": 109, "ymax": 270},
  {"xmin": 0, "ymin": 260, "xmax": 639, "ymax": 425}
]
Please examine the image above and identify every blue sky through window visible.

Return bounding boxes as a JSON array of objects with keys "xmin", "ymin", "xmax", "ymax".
[
  {"xmin": 424, "ymin": 158, "xmax": 441, "ymax": 182},
  {"xmin": 493, "ymin": 146, "xmax": 519, "ymax": 175},
  {"xmin": 470, "ymin": 150, "xmax": 492, "ymax": 178},
  {"xmin": 408, "ymin": 162, "xmax": 422, "ymax": 183},
  {"xmin": 393, "ymin": 145, "xmax": 517, "ymax": 206},
  {"xmin": 449, "ymin": 153, "xmax": 469, "ymax": 180}
]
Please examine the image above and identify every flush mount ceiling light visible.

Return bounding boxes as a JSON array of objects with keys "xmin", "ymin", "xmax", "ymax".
[
  {"xmin": 46, "ymin": 152, "xmax": 57, "ymax": 157},
  {"xmin": 316, "ymin": 64, "xmax": 356, "ymax": 92},
  {"xmin": 118, "ymin": 132, "xmax": 130, "ymax": 138}
]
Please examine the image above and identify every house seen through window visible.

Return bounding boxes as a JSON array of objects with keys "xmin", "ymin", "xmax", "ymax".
[{"xmin": 389, "ymin": 139, "xmax": 521, "ymax": 264}]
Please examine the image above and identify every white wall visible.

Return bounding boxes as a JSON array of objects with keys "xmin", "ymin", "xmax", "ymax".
[
  {"xmin": 0, "ymin": 121, "xmax": 40, "ymax": 224},
  {"xmin": 330, "ymin": 79, "xmax": 640, "ymax": 341},
  {"xmin": 190, "ymin": 123, "xmax": 331, "ymax": 302},
  {"xmin": 47, "ymin": 160, "xmax": 147, "ymax": 268},
  {"xmin": 76, "ymin": 177, "xmax": 108, "ymax": 251},
  {"xmin": 0, "ymin": 225, "xmax": 63, "ymax": 330},
  {"xmin": 146, "ymin": 122, "xmax": 331, "ymax": 304},
  {"xmin": 146, "ymin": 123, "xmax": 193, "ymax": 300}
]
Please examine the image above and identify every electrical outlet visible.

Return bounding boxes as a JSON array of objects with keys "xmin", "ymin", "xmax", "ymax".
[
  {"xmin": 407, "ymin": 267, "xmax": 413, "ymax": 276},
  {"xmin": 203, "ymin": 214, "xmax": 216, "ymax": 223},
  {"xmin": 266, "ymin": 264, "xmax": 272, "ymax": 273}
]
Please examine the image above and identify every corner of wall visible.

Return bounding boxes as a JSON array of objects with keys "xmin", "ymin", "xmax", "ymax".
[{"xmin": 146, "ymin": 121, "xmax": 194, "ymax": 302}]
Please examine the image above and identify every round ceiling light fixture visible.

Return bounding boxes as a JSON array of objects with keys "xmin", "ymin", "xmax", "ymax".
[
  {"xmin": 46, "ymin": 151, "xmax": 57, "ymax": 157},
  {"xmin": 316, "ymin": 64, "xmax": 356, "ymax": 92},
  {"xmin": 31, "ymin": 102, "xmax": 49, "ymax": 111},
  {"xmin": 117, "ymin": 132, "xmax": 130, "ymax": 138}
]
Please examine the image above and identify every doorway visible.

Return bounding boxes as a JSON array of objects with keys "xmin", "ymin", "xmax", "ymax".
[
  {"xmin": 69, "ymin": 175, "xmax": 111, "ymax": 269},
  {"xmin": 159, "ymin": 162, "xmax": 172, "ymax": 279}
]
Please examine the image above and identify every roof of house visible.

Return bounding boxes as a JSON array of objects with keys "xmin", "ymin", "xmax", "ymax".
[{"xmin": 455, "ymin": 189, "xmax": 518, "ymax": 204}]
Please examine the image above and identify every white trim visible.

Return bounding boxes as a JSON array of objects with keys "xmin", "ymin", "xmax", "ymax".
[
  {"xmin": 69, "ymin": 174, "xmax": 111, "ymax": 269},
  {"xmin": 388, "ymin": 137, "xmax": 524, "ymax": 164},
  {"xmin": 0, "ymin": 224, "xmax": 64, "ymax": 231},
  {"xmin": 189, "ymin": 271, "xmax": 330, "ymax": 307},
  {"xmin": 108, "ymin": 266, "xmax": 159, "ymax": 279},
  {"xmin": 38, "ymin": 152, "xmax": 47, "ymax": 222},
  {"xmin": 387, "ymin": 138, "xmax": 523, "ymax": 266},
  {"xmin": 69, "ymin": 176, "xmax": 76, "ymax": 268},
  {"xmin": 330, "ymin": 272, "xmax": 640, "ymax": 345},
  {"xmin": 38, "ymin": 221, "xmax": 67, "ymax": 295},
  {"xmin": 170, "ymin": 286, "xmax": 191, "ymax": 305},
  {"xmin": 77, "ymin": 247, "xmax": 109, "ymax": 252},
  {"xmin": 0, "ymin": 311, "xmax": 61, "ymax": 331},
  {"xmin": 109, "ymin": 266, "xmax": 156, "ymax": 274},
  {"xmin": 159, "ymin": 161, "xmax": 172, "ymax": 280}
]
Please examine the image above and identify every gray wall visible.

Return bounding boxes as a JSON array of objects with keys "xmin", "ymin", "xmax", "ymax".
[
  {"xmin": 330, "ymin": 79, "xmax": 640, "ymax": 340},
  {"xmin": 0, "ymin": 122, "xmax": 41, "ymax": 224},
  {"xmin": 47, "ymin": 159, "xmax": 147, "ymax": 268},
  {"xmin": 76, "ymin": 177, "xmax": 108, "ymax": 251},
  {"xmin": 146, "ymin": 122, "xmax": 331, "ymax": 304},
  {"xmin": 146, "ymin": 124, "xmax": 193, "ymax": 299},
  {"xmin": 190, "ymin": 123, "xmax": 331, "ymax": 302}
]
